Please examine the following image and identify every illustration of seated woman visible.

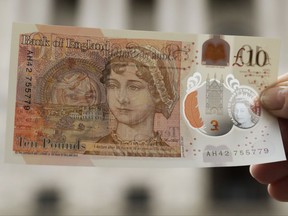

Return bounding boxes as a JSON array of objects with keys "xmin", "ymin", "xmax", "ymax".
[
  {"xmin": 232, "ymin": 98, "xmax": 260, "ymax": 129},
  {"xmin": 50, "ymin": 72, "xmax": 98, "ymax": 106},
  {"xmin": 84, "ymin": 46, "xmax": 181, "ymax": 157}
]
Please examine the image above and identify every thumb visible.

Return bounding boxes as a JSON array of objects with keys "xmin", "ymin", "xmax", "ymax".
[{"xmin": 260, "ymin": 86, "xmax": 288, "ymax": 119}]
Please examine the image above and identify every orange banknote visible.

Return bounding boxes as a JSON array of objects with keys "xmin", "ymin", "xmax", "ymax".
[{"xmin": 5, "ymin": 23, "xmax": 286, "ymax": 167}]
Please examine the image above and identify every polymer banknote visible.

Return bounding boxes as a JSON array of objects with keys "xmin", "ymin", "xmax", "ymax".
[{"xmin": 5, "ymin": 23, "xmax": 286, "ymax": 167}]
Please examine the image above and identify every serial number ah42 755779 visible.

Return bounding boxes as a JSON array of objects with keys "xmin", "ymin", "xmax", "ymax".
[{"xmin": 205, "ymin": 148, "xmax": 269, "ymax": 157}]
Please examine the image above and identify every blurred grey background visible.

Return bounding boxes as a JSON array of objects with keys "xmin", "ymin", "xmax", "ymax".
[{"xmin": 1, "ymin": 0, "xmax": 288, "ymax": 215}]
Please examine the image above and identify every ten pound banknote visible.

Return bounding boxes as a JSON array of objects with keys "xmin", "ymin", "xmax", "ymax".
[{"xmin": 4, "ymin": 23, "xmax": 286, "ymax": 167}]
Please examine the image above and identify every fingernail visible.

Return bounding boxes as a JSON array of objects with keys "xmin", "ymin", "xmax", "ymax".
[
  {"xmin": 249, "ymin": 165, "xmax": 256, "ymax": 178},
  {"xmin": 261, "ymin": 87, "xmax": 288, "ymax": 110}
]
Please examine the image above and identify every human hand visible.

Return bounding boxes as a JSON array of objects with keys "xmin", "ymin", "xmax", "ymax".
[{"xmin": 250, "ymin": 73, "xmax": 288, "ymax": 201}]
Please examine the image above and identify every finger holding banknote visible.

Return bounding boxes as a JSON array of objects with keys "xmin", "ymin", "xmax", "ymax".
[
  {"xmin": 259, "ymin": 73, "xmax": 288, "ymax": 118},
  {"xmin": 250, "ymin": 73, "xmax": 288, "ymax": 201}
]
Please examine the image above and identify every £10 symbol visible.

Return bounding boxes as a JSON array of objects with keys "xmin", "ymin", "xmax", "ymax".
[{"xmin": 233, "ymin": 45, "xmax": 270, "ymax": 67}]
